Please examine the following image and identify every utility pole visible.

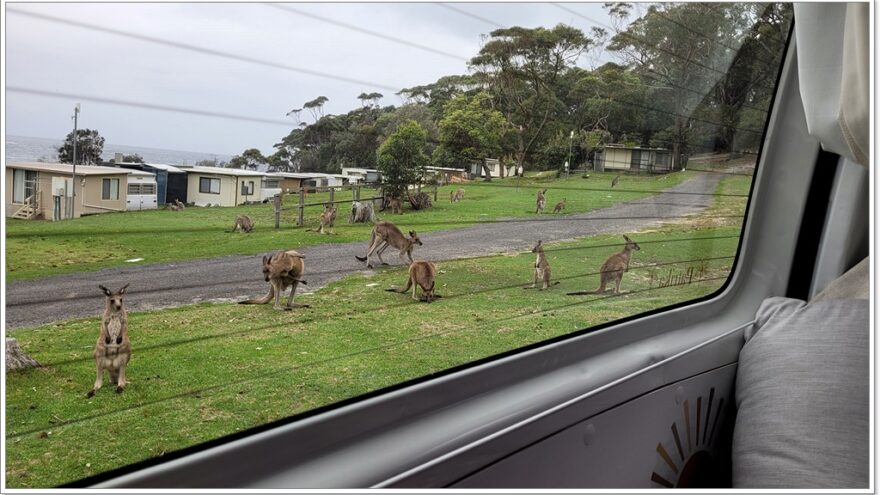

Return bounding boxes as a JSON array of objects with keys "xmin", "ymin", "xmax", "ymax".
[
  {"xmin": 71, "ymin": 103, "xmax": 80, "ymax": 218},
  {"xmin": 567, "ymin": 130, "xmax": 574, "ymax": 178}
]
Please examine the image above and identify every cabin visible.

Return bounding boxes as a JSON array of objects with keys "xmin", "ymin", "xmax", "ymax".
[
  {"xmin": 594, "ymin": 145, "xmax": 675, "ymax": 173},
  {"xmin": 182, "ymin": 166, "xmax": 268, "ymax": 207},
  {"xmin": 468, "ymin": 158, "xmax": 517, "ymax": 178},
  {"xmin": 425, "ymin": 166, "xmax": 468, "ymax": 184},
  {"xmin": 5, "ymin": 162, "xmax": 131, "ymax": 220},
  {"xmin": 114, "ymin": 162, "xmax": 187, "ymax": 205},
  {"xmin": 341, "ymin": 167, "xmax": 381, "ymax": 184},
  {"xmin": 125, "ymin": 170, "xmax": 158, "ymax": 211}
]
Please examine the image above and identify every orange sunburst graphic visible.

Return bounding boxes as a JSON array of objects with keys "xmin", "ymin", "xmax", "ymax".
[{"xmin": 650, "ymin": 387, "xmax": 725, "ymax": 488}]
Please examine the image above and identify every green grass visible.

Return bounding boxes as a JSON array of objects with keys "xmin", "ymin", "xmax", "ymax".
[
  {"xmin": 6, "ymin": 171, "xmax": 694, "ymax": 281},
  {"xmin": 6, "ymin": 219, "xmax": 743, "ymax": 487}
]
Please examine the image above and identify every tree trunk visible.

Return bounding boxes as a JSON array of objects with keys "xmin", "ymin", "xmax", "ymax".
[
  {"xmin": 6, "ymin": 338, "xmax": 40, "ymax": 371},
  {"xmin": 481, "ymin": 163, "xmax": 493, "ymax": 182}
]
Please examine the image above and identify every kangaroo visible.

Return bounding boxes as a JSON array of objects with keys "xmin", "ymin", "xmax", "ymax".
[
  {"xmin": 535, "ymin": 189, "xmax": 547, "ymax": 214},
  {"xmin": 611, "ymin": 175, "xmax": 620, "ymax": 188},
  {"xmin": 174, "ymin": 199, "xmax": 186, "ymax": 210},
  {"xmin": 168, "ymin": 202, "xmax": 180, "ymax": 211},
  {"xmin": 568, "ymin": 235, "xmax": 641, "ymax": 296},
  {"xmin": 230, "ymin": 214, "xmax": 254, "ymax": 233},
  {"xmin": 389, "ymin": 197, "xmax": 402, "ymax": 214},
  {"xmin": 355, "ymin": 221, "xmax": 422, "ymax": 268},
  {"xmin": 386, "ymin": 261, "xmax": 439, "ymax": 302},
  {"xmin": 88, "ymin": 284, "xmax": 132, "ymax": 397},
  {"xmin": 317, "ymin": 203, "xmax": 337, "ymax": 234},
  {"xmin": 553, "ymin": 198, "xmax": 567, "ymax": 214},
  {"xmin": 239, "ymin": 250, "xmax": 308, "ymax": 310},
  {"xmin": 450, "ymin": 188, "xmax": 465, "ymax": 203},
  {"xmin": 524, "ymin": 240, "xmax": 559, "ymax": 290}
]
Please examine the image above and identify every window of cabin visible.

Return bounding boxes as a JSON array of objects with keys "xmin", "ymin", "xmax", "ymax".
[
  {"xmin": 102, "ymin": 178, "xmax": 119, "ymax": 200},
  {"xmin": 199, "ymin": 177, "xmax": 220, "ymax": 194},
  {"xmin": 241, "ymin": 180, "xmax": 254, "ymax": 196}
]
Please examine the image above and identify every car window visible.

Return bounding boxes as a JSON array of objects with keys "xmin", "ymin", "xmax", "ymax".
[{"xmin": 4, "ymin": 2, "xmax": 792, "ymax": 487}]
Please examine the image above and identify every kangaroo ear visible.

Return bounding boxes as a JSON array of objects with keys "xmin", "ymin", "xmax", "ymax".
[
  {"xmin": 99, "ymin": 285, "xmax": 111, "ymax": 296},
  {"xmin": 262, "ymin": 255, "xmax": 269, "ymax": 265},
  {"xmin": 623, "ymin": 235, "xmax": 632, "ymax": 242},
  {"xmin": 119, "ymin": 283, "xmax": 130, "ymax": 294},
  {"xmin": 409, "ymin": 231, "xmax": 416, "ymax": 237}
]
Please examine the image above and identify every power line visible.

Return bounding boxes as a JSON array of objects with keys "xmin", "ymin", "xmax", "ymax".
[
  {"xmin": 266, "ymin": 3, "xmax": 468, "ymax": 62},
  {"xmin": 6, "ymin": 7, "xmax": 401, "ymax": 92},
  {"xmin": 436, "ymin": 3, "xmax": 504, "ymax": 28},
  {"xmin": 7, "ymin": 87, "xmax": 295, "ymax": 127}
]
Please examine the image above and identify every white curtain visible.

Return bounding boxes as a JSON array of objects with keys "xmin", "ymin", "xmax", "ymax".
[{"xmin": 794, "ymin": 3, "xmax": 870, "ymax": 167}]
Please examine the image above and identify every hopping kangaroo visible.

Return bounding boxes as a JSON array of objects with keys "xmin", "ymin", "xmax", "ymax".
[
  {"xmin": 553, "ymin": 198, "xmax": 567, "ymax": 214},
  {"xmin": 568, "ymin": 235, "xmax": 641, "ymax": 295},
  {"xmin": 230, "ymin": 214, "xmax": 254, "ymax": 233},
  {"xmin": 535, "ymin": 189, "xmax": 548, "ymax": 213},
  {"xmin": 524, "ymin": 240, "xmax": 559, "ymax": 290},
  {"xmin": 355, "ymin": 221, "xmax": 422, "ymax": 268},
  {"xmin": 386, "ymin": 261, "xmax": 439, "ymax": 302},
  {"xmin": 240, "ymin": 250, "xmax": 308, "ymax": 310},
  {"xmin": 88, "ymin": 284, "xmax": 132, "ymax": 397}
]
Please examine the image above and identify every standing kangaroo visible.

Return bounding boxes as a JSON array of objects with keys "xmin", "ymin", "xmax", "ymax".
[
  {"xmin": 239, "ymin": 250, "xmax": 308, "ymax": 310},
  {"xmin": 88, "ymin": 284, "xmax": 132, "ymax": 397},
  {"xmin": 230, "ymin": 214, "xmax": 254, "ymax": 233},
  {"xmin": 535, "ymin": 189, "xmax": 547, "ymax": 214},
  {"xmin": 524, "ymin": 240, "xmax": 559, "ymax": 290},
  {"xmin": 386, "ymin": 261, "xmax": 439, "ymax": 302},
  {"xmin": 553, "ymin": 198, "xmax": 567, "ymax": 214},
  {"xmin": 450, "ymin": 188, "xmax": 465, "ymax": 202},
  {"xmin": 355, "ymin": 221, "xmax": 422, "ymax": 268},
  {"xmin": 317, "ymin": 203, "xmax": 337, "ymax": 234},
  {"xmin": 568, "ymin": 235, "xmax": 641, "ymax": 295}
]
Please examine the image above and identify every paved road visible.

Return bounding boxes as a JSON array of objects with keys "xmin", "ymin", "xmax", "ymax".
[{"xmin": 6, "ymin": 173, "xmax": 724, "ymax": 329}]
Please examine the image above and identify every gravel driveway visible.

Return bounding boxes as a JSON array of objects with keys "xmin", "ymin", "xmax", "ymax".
[{"xmin": 5, "ymin": 173, "xmax": 724, "ymax": 329}]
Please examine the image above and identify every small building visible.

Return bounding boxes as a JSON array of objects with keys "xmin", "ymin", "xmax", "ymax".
[
  {"xmin": 425, "ymin": 166, "xmax": 468, "ymax": 185},
  {"xmin": 341, "ymin": 167, "xmax": 381, "ymax": 184},
  {"xmin": 5, "ymin": 162, "xmax": 131, "ymax": 220},
  {"xmin": 182, "ymin": 166, "xmax": 268, "ymax": 207},
  {"xmin": 595, "ymin": 145, "xmax": 674, "ymax": 173},
  {"xmin": 125, "ymin": 170, "xmax": 158, "ymax": 211},
  {"xmin": 469, "ymin": 158, "xmax": 516, "ymax": 178},
  {"xmin": 115, "ymin": 162, "xmax": 187, "ymax": 205}
]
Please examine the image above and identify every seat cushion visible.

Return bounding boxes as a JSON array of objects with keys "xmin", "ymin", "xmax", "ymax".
[{"xmin": 732, "ymin": 296, "xmax": 869, "ymax": 488}]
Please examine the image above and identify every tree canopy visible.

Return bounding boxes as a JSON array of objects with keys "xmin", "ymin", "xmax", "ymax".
[{"xmin": 57, "ymin": 129, "xmax": 105, "ymax": 165}]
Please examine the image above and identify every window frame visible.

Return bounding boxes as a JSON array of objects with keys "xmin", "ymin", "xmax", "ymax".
[
  {"xmin": 102, "ymin": 178, "xmax": 120, "ymax": 201},
  {"xmin": 241, "ymin": 180, "xmax": 254, "ymax": 196},
  {"xmin": 87, "ymin": 25, "xmax": 812, "ymax": 491},
  {"xmin": 199, "ymin": 177, "xmax": 221, "ymax": 195}
]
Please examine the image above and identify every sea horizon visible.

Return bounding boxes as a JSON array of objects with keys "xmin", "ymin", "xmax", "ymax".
[{"xmin": 4, "ymin": 134, "xmax": 235, "ymax": 166}]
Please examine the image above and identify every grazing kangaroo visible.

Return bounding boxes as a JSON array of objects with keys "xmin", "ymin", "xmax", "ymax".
[
  {"xmin": 230, "ymin": 214, "xmax": 254, "ymax": 233},
  {"xmin": 317, "ymin": 203, "xmax": 337, "ymax": 234},
  {"xmin": 611, "ymin": 175, "xmax": 620, "ymax": 188},
  {"xmin": 239, "ymin": 250, "xmax": 308, "ymax": 310},
  {"xmin": 386, "ymin": 261, "xmax": 439, "ymax": 302},
  {"xmin": 355, "ymin": 221, "xmax": 422, "ymax": 268},
  {"xmin": 450, "ymin": 188, "xmax": 465, "ymax": 203},
  {"xmin": 568, "ymin": 235, "xmax": 641, "ymax": 296},
  {"xmin": 524, "ymin": 240, "xmax": 559, "ymax": 290},
  {"xmin": 88, "ymin": 284, "xmax": 132, "ymax": 397},
  {"xmin": 535, "ymin": 189, "xmax": 547, "ymax": 214},
  {"xmin": 553, "ymin": 198, "xmax": 567, "ymax": 214}
]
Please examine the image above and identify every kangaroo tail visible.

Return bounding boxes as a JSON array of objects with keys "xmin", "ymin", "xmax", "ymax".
[
  {"xmin": 239, "ymin": 287, "xmax": 274, "ymax": 305},
  {"xmin": 387, "ymin": 276, "xmax": 413, "ymax": 294},
  {"xmin": 355, "ymin": 255, "xmax": 368, "ymax": 262},
  {"xmin": 567, "ymin": 288, "xmax": 600, "ymax": 296}
]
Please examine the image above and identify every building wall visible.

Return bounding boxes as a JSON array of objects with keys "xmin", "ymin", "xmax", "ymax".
[
  {"xmin": 188, "ymin": 173, "xmax": 237, "ymax": 206},
  {"xmin": 280, "ymin": 177, "xmax": 302, "ymax": 192},
  {"xmin": 80, "ymin": 175, "xmax": 129, "ymax": 215},
  {"xmin": 166, "ymin": 173, "xmax": 188, "ymax": 204},
  {"xmin": 601, "ymin": 148, "xmax": 633, "ymax": 171}
]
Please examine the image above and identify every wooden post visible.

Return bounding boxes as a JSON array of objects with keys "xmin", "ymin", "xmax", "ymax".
[
  {"xmin": 273, "ymin": 194, "xmax": 282, "ymax": 229},
  {"xmin": 297, "ymin": 188, "xmax": 305, "ymax": 227},
  {"xmin": 354, "ymin": 184, "xmax": 361, "ymax": 202},
  {"xmin": 329, "ymin": 186, "xmax": 335, "ymax": 205},
  {"xmin": 432, "ymin": 183, "xmax": 438, "ymax": 202}
]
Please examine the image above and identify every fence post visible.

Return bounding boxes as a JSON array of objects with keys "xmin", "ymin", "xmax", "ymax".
[
  {"xmin": 432, "ymin": 183, "xmax": 438, "ymax": 202},
  {"xmin": 329, "ymin": 186, "xmax": 335, "ymax": 205},
  {"xmin": 273, "ymin": 193, "xmax": 282, "ymax": 229},
  {"xmin": 297, "ymin": 188, "xmax": 305, "ymax": 227}
]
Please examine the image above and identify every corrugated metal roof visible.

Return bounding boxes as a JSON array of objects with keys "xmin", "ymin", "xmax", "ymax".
[{"xmin": 5, "ymin": 162, "xmax": 129, "ymax": 175}]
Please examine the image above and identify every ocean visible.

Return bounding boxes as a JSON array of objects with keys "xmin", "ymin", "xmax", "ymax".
[{"xmin": 4, "ymin": 135, "xmax": 233, "ymax": 166}]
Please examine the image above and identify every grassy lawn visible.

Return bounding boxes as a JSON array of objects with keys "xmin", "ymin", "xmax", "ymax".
[{"xmin": 5, "ymin": 171, "xmax": 695, "ymax": 281}]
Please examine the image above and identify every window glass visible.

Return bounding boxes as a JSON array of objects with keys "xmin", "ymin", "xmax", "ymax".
[
  {"xmin": 12, "ymin": 169, "xmax": 25, "ymax": 203},
  {"xmin": 142, "ymin": 184, "xmax": 156, "ymax": 195},
  {"xmin": 127, "ymin": 183, "xmax": 140, "ymax": 195},
  {"xmin": 4, "ymin": 2, "xmax": 792, "ymax": 487},
  {"xmin": 101, "ymin": 178, "xmax": 119, "ymax": 200}
]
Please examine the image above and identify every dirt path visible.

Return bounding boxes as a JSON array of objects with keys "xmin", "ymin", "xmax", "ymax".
[{"xmin": 5, "ymin": 173, "xmax": 724, "ymax": 329}]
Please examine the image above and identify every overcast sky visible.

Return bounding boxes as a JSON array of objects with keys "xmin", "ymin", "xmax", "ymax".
[{"xmin": 5, "ymin": 2, "xmax": 622, "ymax": 156}]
